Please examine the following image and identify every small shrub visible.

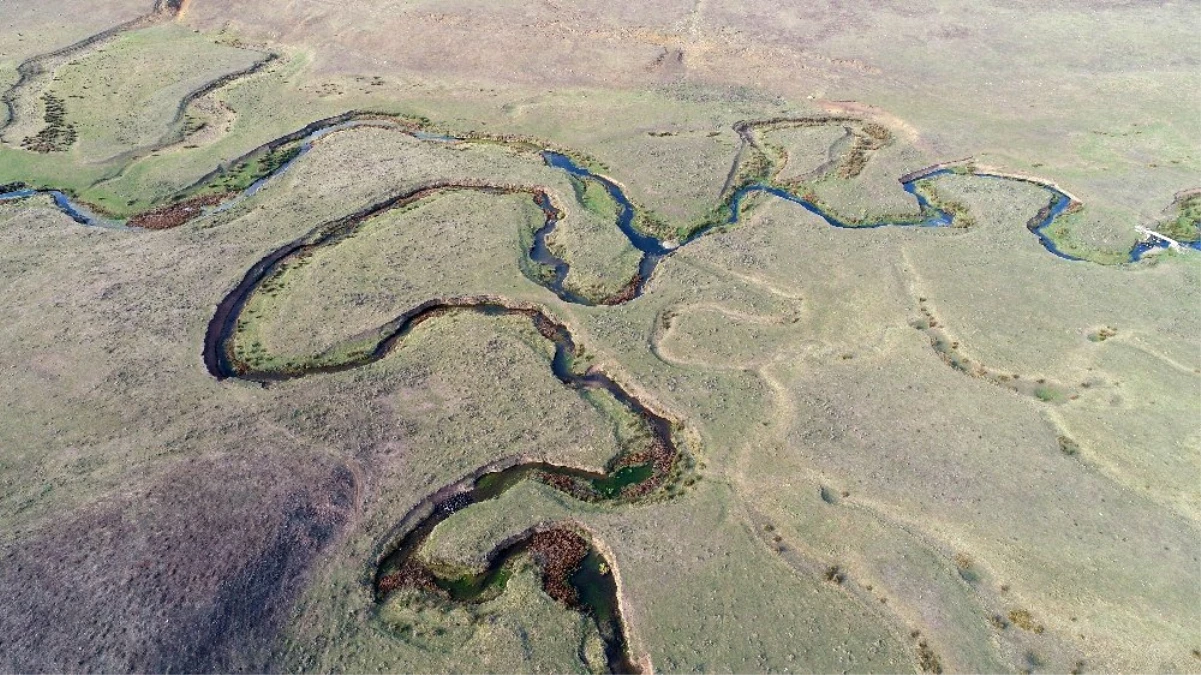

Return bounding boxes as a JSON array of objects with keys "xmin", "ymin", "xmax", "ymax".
[
  {"xmin": 1057, "ymin": 436, "xmax": 1080, "ymax": 456},
  {"xmin": 1008, "ymin": 609, "xmax": 1045, "ymax": 633},
  {"xmin": 917, "ymin": 641, "xmax": 943, "ymax": 674},
  {"xmin": 824, "ymin": 565, "xmax": 846, "ymax": 584}
]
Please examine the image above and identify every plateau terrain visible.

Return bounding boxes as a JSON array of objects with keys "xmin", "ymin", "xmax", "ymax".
[{"xmin": 0, "ymin": 1, "xmax": 1198, "ymax": 673}]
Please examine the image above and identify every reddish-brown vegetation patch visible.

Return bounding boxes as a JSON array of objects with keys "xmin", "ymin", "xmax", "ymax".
[
  {"xmin": 600, "ymin": 273, "xmax": 643, "ymax": 306},
  {"xmin": 127, "ymin": 192, "xmax": 231, "ymax": 229},
  {"xmin": 527, "ymin": 528, "xmax": 589, "ymax": 606},
  {"xmin": 614, "ymin": 435, "xmax": 674, "ymax": 499},
  {"xmin": 377, "ymin": 561, "xmax": 438, "ymax": 596}
]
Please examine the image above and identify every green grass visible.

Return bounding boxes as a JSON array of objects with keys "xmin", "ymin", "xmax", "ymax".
[
  {"xmin": 40, "ymin": 23, "xmax": 265, "ymax": 162},
  {"xmin": 1033, "ymin": 385, "xmax": 1065, "ymax": 403},
  {"xmin": 190, "ymin": 143, "xmax": 303, "ymax": 199},
  {"xmin": 568, "ymin": 174, "xmax": 619, "ymax": 220},
  {"xmin": 1158, "ymin": 194, "xmax": 1201, "ymax": 242},
  {"xmin": 1036, "ymin": 208, "xmax": 1138, "ymax": 264}
]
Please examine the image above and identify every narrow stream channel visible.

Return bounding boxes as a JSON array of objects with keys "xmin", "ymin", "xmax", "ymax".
[
  {"xmin": 3, "ymin": 117, "xmax": 1192, "ymax": 264},
  {"xmin": 5, "ymin": 112, "xmax": 1195, "ymax": 672},
  {"xmin": 202, "ymin": 192, "xmax": 680, "ymax": 671}
]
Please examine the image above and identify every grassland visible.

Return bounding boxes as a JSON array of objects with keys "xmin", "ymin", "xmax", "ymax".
[
  {"xmin": 0, "ymin": 0, "xmax": 162, "ymax": 144},
  {"xmin": 770, "ymin": 124, "xmax": 852, "ymax": 183},
  {"xmin": 39, "ymin": 23, "xmax": 265, "ymax": 160},
  {"xmin": 640, "ymin": 195, "xmax": 1201, "ymax": 672},
  {"xmin": 1159, "ymin": 192, "xmax": 1201, "ymax": 242},
  {"xmin": 221, "ymin": 125, "xmax": 641, "ymax": 309},
  {"xmin": 3, "ymin": 20, "xmax": 265, "ymax": 162},
  {"xmin": 0, "ymin": 1, "xmax": 1199, "ymax": 673},
  {"xmin": 233, "ymin": 190, "xmax": 546, "ymax": 367},
  {"xmin": 0, "ymin": 0, "xmax": 149, "ymax": 68},
  {"xmin": 0, "ymin": 188, "xmax": 638, "ymax": 671}
]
